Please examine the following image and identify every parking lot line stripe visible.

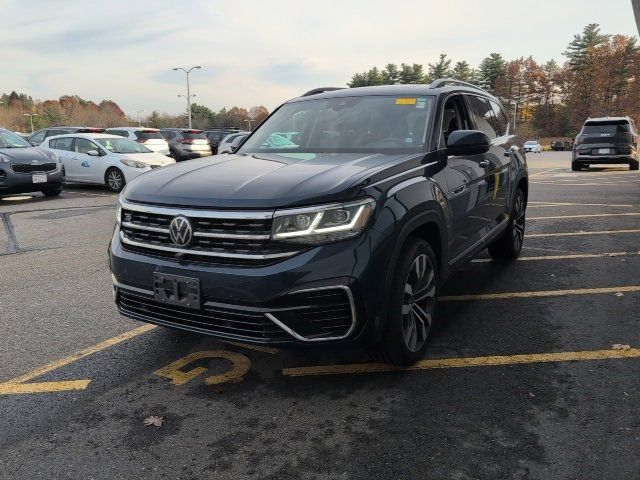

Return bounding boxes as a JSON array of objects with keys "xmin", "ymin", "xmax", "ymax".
[
  {"xmin": 528, "ymin": 201, "xmax": 634, "ymax": 207},
  {"xmin": 439, "ymin": 285, "xmax": 640, "ymax": 302},
  {"xmin": 282, "ymin": 348, "xmax": 640, "ymax": 377},
  {"xmin": 528, "ymin": 212, "xmax": 640, "ymax": 220},
  {"xmin": 528, "ymin": 229, "xmax": 640, "ymax": 238},
  {"xmin": 1, "ymin": 324, "xmax": 157, "ymax": 385},
  {"xmin": 471, "ymin": 252, "xmax": 634, "ymax": 263},
  {"xmin": 530, "ymin": 168, "xmax": 563, "ymax": 177}
]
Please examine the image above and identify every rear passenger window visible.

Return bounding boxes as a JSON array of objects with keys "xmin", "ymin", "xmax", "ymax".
[
  {"xmin": 50, "ymin": 137, "xmax": 74, "ymax": 151},
  {"xmin": 489, "ymin": 100, "xmax": 508, "ymax": 137},
  {"xmin": 467, "ymin": 95, "xmax": 497, "ymax": 139}
]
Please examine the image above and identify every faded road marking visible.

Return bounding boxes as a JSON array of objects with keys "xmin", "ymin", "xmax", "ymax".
[
  {"xmin": 471, "ymin": 252, "xmax": 635, "ymax": 263},
  {"xmin": 528, "ymin": 229, "xmax": 640, "ymax": 238},
  {"xmin": 528, "ymin": 212, "xmax": 640, "ymax": 221},
  {"xmin": 282, "ymin": 348, "xmax": 640, "ymax": 377},
  {"xmin": 439, "ymin": 285, "xmax": 640, "ymax": 302},
  {"xmin": 0, "ymin": 324, "xmax": 157, "ymax": 395}
]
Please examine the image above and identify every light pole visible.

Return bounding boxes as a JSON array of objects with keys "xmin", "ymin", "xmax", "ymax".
[
  {"xmin": 23, "ymin": 113, "xmax": 38, "ymax": 133},
  {"xmin": 172, "ymin": 65, "xmax": 201, "ymax": 128},
  {"xmin": 244, "ymin": 119, "xmax": 253, "ymax": 131},
  {"xmin": 137, "ymin": 110, "xmax": 145, "ymax": 127}
]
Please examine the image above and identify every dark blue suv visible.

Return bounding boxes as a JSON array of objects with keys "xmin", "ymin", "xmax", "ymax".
[{"xmin": 109, "ymin": 80, "xmax": 528, "ymax": 365}]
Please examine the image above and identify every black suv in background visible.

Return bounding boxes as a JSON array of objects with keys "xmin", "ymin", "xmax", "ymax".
[
  {"xmin": 110, "ymin": 80, "xmax": 528, "ymax": 365},
  {"xmin": 28, "ymin": 127, "xmax": 105, "ymax": 146},
  {"xmin": 160, "ymin": 128, "xmax": 213, "ymax": 161},
  {"xmin": 203, "ymin": 127, "xmax": 242, "ymax": 154},
  {"xmin": 572, "ymin": 117, "xmax": 639, "ymax": 170}
]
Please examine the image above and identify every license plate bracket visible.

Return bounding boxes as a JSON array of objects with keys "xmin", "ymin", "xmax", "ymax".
[
  {"xmin": 153, "ymin": 273, "xmax": 200, "ymax": 310},
  {"xmin": 598, "ymin": 148, "xmax": 610, "ymax": 154}
]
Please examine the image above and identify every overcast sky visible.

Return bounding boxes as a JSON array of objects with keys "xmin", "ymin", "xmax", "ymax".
[{"xmin": 0, "ymin": 0, "xmax": 637, "ymax": 117}]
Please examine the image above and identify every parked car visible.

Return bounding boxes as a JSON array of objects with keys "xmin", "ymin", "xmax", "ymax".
[
  {"xmin": 105, "ymin": 128, "xmax": 170, "ymax": 156},
  {"xmin": 43, "ymin": 134, "xmax": 175, "ymax": 192},
  {"xmin": 0, "ymin": 127, "xmax": 65, "ymax": 197},
  {"xmin": 159, "ymin": 129, "xmax": 212, "ymax": 161},
  {"xmin": 572, "ymin": 116, "xmax": 639, "ymax": 171},
  {"xmin": 523, "ymin": 140, "xmax": 542, "ymax": 153},
  {"xmin": 217, "ymin": 132, "xmax": 250, "ymax": 154},
  {"xmin": 28, "ymin": 127, "xmax": 105, "ymax": 146},
  {"xmin": 110, "ymin": 80, "xmax": 528, "ymax": 366},
  {"xmin": 203, "ymin": 128, "xmax": 242, "ymax": 154},
  {"xmin": 551, "ymin": 141, "xmax": 568, "ymax": 151}
]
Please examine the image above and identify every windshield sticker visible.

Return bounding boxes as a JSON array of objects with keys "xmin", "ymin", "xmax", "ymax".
[
  {"xmin": 416, "ymin": 98, "xmax": 427, "ymax": 109},
  {"xmin": 395, "ymin": 98, "xmax": 417, "ymax": 105}
]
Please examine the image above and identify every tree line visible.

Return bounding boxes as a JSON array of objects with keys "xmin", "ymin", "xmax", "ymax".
[
  {"xmin": 348, "ymin": 24, "xmax": 640, "ymax": 139},
  {"xmin": 0, "ymin": 90, "xmax": 270, "ymax": 133}
]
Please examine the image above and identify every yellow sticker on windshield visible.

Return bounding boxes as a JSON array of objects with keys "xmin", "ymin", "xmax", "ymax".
[{"xmin": 395, "ymin": 98, "xmax": 417, "ymax": 105}]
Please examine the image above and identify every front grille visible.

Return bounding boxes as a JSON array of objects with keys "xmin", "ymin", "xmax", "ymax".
[
  {"xmin": 117, "ymin": 289, "xmax": 290, "ymax": 341},
  {"xmin": 11, "ymin": 162, "xmax": 57, "ymax": 174},
  {"xmin": 119, "ymin": 202, "xmax": 302, "ymax": 266},
  {"xmin": 267, "ymin": 287, "xmax": 356, "ymax": 340}
]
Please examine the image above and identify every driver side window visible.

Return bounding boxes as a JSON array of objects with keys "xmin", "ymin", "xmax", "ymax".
[
  {"xmin": 75, "ymin": 138, "xmax": 99, "ymax": 154},
  {"xmin": 440, "ymin": 95, "xmax": 471, "ymax": 148}
]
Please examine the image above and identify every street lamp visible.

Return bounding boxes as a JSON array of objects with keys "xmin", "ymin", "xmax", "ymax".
[
  {"xmin": 137, "ymin": 110, "xmax": 145, "ymax": 127},
  {"xmin": 244, "ymin": 119, "xmax": 253, "ymax": 131},
  {"xmin": 23, "ymin": 113, "xmax": 38, "ymax": 133},
  {"xmin": 172, "ymin": 65, "xmax": 201, "ymax": 128}
]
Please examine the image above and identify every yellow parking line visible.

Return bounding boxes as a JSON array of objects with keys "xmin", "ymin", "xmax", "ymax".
[
  {"xmin": 439, "ymin": 285, "xmax": 640, "ymax": 302},
  {"xmin": 0, "ymin": 324, "xmax": 156, "ymax": 395},
  {"xmin": 282, "ymin": 348, "xmax": 640, "ymax": 377},
  {"xmin": 528, "ymin": 212, "xmax": 640, "ymax": 221},
  {"xmin": 528, "ymin": 229, "xmax": 640, "ymax": 238},
  {"xmin": 471, "ymin": 252, "xmax": 634, "ymax": 263},
  {"xmin": 528, "ymin": 201, "xmax": 634, "ymax": 207}
]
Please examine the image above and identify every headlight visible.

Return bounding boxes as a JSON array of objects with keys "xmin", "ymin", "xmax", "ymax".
[
  {"xmin": 48, "ymin": 151, "xmax": 59, "ymax": 162},
  {"xmin": 272, "ymin": 198, "xmax": 375, "ymax": 244},
  {"xmin": 120, "ymin": 159, "xmax": 148, "ymax": 169}
]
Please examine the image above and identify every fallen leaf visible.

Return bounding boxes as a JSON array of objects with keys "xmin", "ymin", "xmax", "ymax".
[
  {"xmin": 615, "ymin": 292, "xmax": 624, "ymax": 297},
  {"xmin": 611, "ymin": 344, "xmax": 631, "ymax": 351},
  {"xmin": 143, "ymin": 416, "xmax": 164, "ymax": 427}
]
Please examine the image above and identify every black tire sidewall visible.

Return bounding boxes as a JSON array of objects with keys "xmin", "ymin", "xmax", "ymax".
[{"xmin": 382, "ymin": 237, "xmax": 439, "ymax": 365}]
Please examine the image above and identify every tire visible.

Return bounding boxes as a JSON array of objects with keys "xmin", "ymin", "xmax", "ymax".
[
  {"xmin": 571, "ymin": 162, "xmax": 580, "ymax": 171},
  {"xmin": 488, "ymin": 188, "xmax": 526, "ymax": 260},
  {"xmin": 379, "ymin": 237, "xmax": 439, "ymax": 366},
  {"xmin": 42, "ymin": 187, "xmax": 62, "ymax": 197},
  {"xmin": 105, "ymin": 168, "xmax": 125, "ymax": 193},
  {"xmin": 630, "ymin": 161, "xmax": 639, "ymax": 171},
  {"xmin": 170, "ymin": 149, "xmax": 179, "ymax": 161}
]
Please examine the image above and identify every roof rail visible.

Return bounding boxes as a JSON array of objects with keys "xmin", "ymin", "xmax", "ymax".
[
  {"xmin": 429, "ymin": 78, "xmax": 484, "ymax": 91},
  {"xmin": 301, "ymin": 87, "xmax": 345, "ymax": 97}
]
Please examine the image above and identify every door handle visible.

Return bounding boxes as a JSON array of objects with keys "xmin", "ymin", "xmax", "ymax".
[{"xmin": 479, "ymin": 160, "xmax": 490, "ymax": 168}]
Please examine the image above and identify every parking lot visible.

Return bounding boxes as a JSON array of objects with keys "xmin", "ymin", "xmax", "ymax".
[{"xmin": 0, "ymin": 151, "xmax": 639, "ymax": 479}]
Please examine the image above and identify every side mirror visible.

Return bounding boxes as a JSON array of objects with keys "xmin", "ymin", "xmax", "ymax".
[
  {"xmin": 86, "ymin": 149, "xmax": 101, "ymax": 157},
  {"xmin": 446, "ymin": 130, "xmax": 491, "ymax": 156}
]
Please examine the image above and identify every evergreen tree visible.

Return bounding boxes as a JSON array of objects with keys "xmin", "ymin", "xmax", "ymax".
[
  {"xmin": 476, "ymin": 53, "xmax": 506, "ymax": 92},
  {"xmin": 426, "ymin": 54, "xmax": 452, "ymax": 82},
  {"xmin": 451, "ymin": 61, "xmax": 475, "ymax": 83}
]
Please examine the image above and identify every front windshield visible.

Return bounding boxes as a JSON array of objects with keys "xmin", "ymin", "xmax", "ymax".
[
  {"xmin": 96, "ymin": 138, "xmax": 152, "ymax": 154},
  {"xmin": 240, "ymin": 95, "xmax": 434, "ymax": 154},
  {"xmin": 0, "ymin": 130, "xmax": 31, "ymax": 149}
]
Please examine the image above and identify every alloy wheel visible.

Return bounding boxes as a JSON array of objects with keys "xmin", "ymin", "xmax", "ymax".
[
  {"xmin": 402, "ymin": 254, "xmax": 436, "ymax": 352},
  {"xmin": 107, "ymin": 170, "xmax": 123, "ymax": 191},
  {"xmin": 512, "ymin": 193, "xmax": 525, "ymax": 251}
]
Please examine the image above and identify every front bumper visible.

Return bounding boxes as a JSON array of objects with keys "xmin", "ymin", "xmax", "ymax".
[
  {"xmin": 109, "ymin": 227, "xmax": 386, "ymax": 346},
  {"xmin": 0, "ymin": 166, "xmax": 65, "ymax": 194}
]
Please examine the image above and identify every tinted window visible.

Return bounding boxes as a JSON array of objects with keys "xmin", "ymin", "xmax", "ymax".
[
  {"xmin": 182, "ymin": 131, "xmax": 206, "ymax": 139},
  {"xmin": 161, "ymin": 131, "xmax": 176, "ymax": 140},
  {"xmin": 107, "ymin": 130, "xmax": 128, "ymax": 137},
  {"xmin": 582, "ymin": 121, "xmax": 630, "ymax": 134},
  {"xmin": 96, "ymin": 138, "xmax": 151, "ymax": 153},
  {"xmin": 75, "ymin": 138, "xmax": 100, "ymax": 154},
  {"xmin": 135, "ymin": 130, "xmax": 163, "ymax": 141},
  {"xmin": 467, "ymin": 96, "xmax": 497, "ymax": 139},
  {"xmin": 49, "ymin": 137, "xmax": 74, "ymax": 151},
  {"xmin": 30, "ymin": 130, "xmax": 46, "ymax": 144},
  {"xmin": 489, "ymin": 100, "xmax": 508, "ymax": 136},
  {"xmin": 241, "ymin": 95, "xmax": 434, "ymax": 154}
]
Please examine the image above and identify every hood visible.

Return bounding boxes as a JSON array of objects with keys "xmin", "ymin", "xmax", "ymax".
[
  {"xmin": 123, "ymin": 151, "xmax": 419, "ymax": 209},
  {"xmin": 0, "ymin": 147, "xmax": 56, "ymax": 163}
]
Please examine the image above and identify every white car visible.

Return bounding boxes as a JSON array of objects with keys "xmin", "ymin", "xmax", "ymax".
[
  {"xmin": 105, "ymin": 127, "xmax": 170, "ymax": 156},
  {"xmin": 523, "ymin": 140, "xmax": 543, "ymax": 153},
  {"xmin": 217, "ymin": 132, "xmax": 250, "ymax": 154},
  {"xmin": 42, "ymin": 133, "xmax": 175, "ymax": 192}
]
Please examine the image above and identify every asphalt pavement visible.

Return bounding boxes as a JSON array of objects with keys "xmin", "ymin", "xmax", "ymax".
[{"xmin": 1, "ymin": 152, "xmax": 639, "ymax": 479}]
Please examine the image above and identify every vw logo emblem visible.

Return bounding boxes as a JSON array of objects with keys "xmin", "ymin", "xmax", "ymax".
[{"xmin": 169, "ymin": 216, "xmax": 193, "ymax": 247}]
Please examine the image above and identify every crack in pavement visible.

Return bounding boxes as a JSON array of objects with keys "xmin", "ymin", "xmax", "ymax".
[{"xmin": 0, "ymin": 213, "xmax": 19, "ymax": 254}]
